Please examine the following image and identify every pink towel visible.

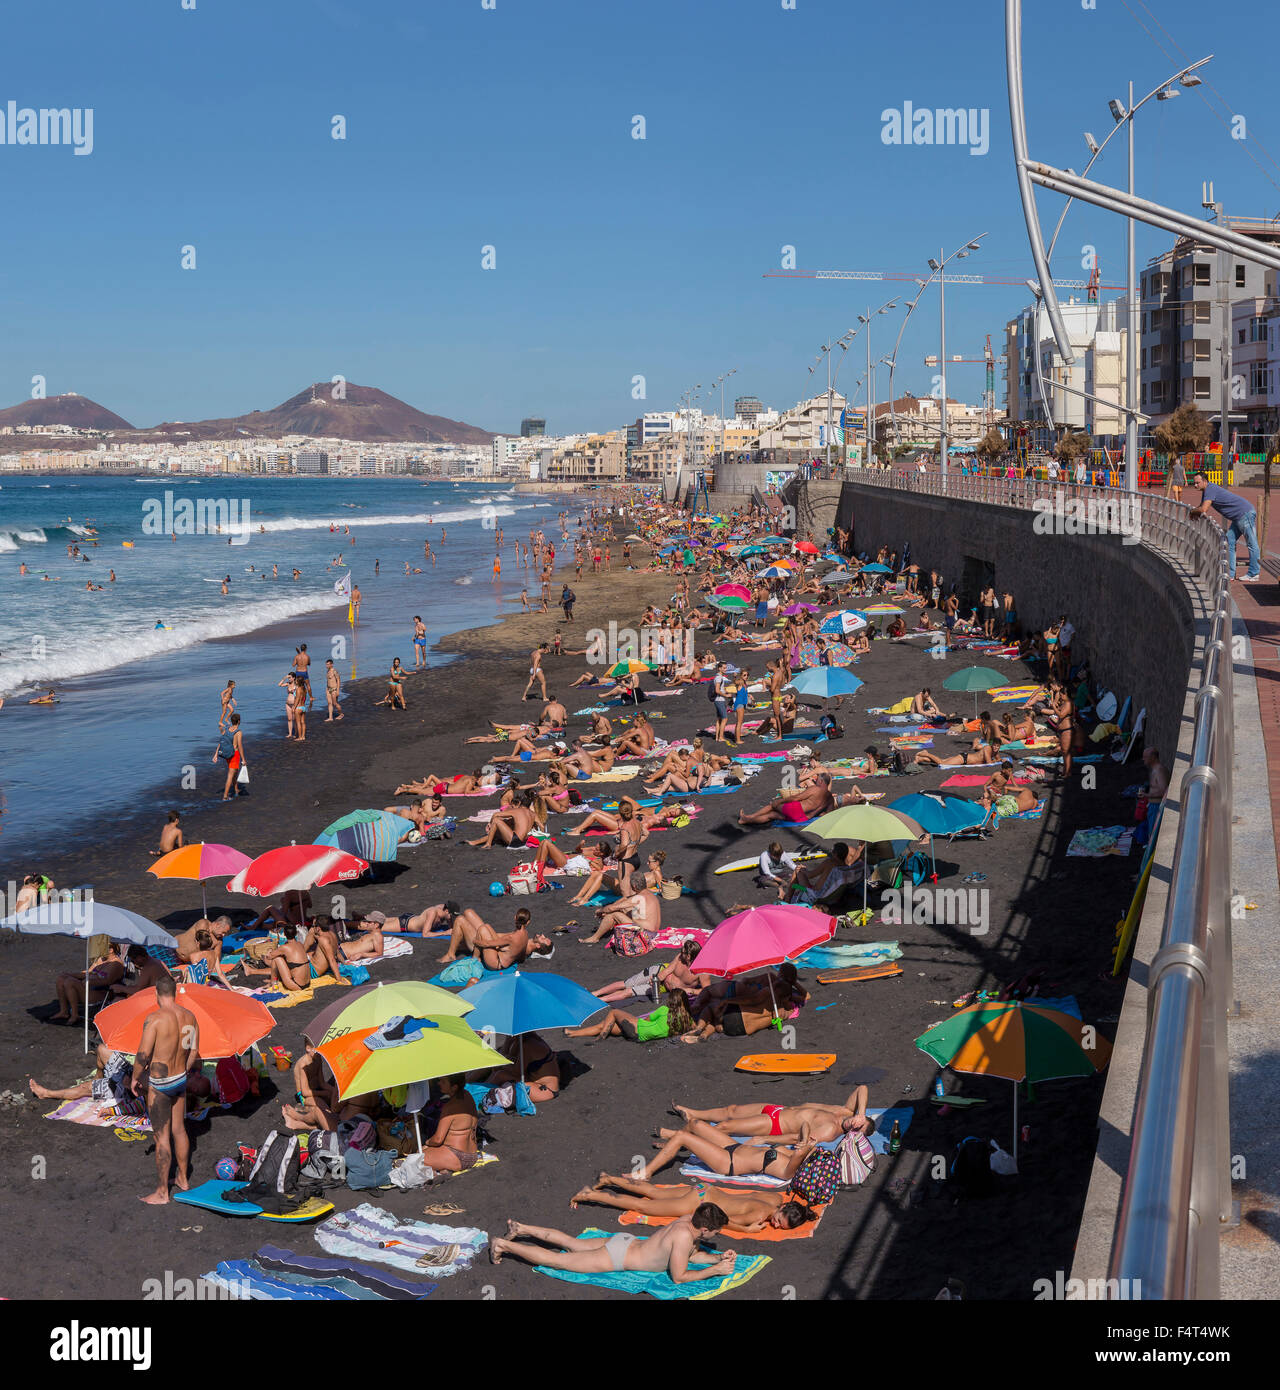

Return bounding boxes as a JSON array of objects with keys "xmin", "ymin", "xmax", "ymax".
[{"xmin": 941, "ymin": 774, "xmax": 991, "ymax": 787}]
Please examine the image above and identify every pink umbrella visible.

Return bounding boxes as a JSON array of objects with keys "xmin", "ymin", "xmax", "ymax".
[
  {"xmin": 226, "ymin": 845, "xmax": 368, "ymax": 898},
  {"xmin": 782, "ymin": 602, "xmax": 818, "ymax": 616},
  {"xmin": 714, "ymin": 583, "xmax": 752, "ymax": 601},
  {"xmin": 692, "ymin": 904, "xmax": 835, "ymax": 979}
]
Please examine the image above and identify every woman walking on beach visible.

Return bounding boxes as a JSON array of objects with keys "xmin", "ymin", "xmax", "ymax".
[{"xmin": 214, "ymin": 713, "xmax": 246, "ymax": 800}]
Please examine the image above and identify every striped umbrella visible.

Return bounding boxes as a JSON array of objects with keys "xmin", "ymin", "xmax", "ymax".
[
  {"xmin": 915, "ymin": 1001, "xmax": 1112, "ymax": 1160},
  {"xmin": 227, "ymin": 845, "xmax": 369, "ymax": 898},
  {"xmin": 316, "ymin": 810, "xmax": 414, "ymax": 864},
  {"xmin": 713, "ymin": 583, "xmax": 752, "ymax": 601}
]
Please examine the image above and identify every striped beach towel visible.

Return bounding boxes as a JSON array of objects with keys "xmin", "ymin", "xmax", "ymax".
[{"xmin": 314, "ymin": 1203, "xmax": 487, "ymax": 1277}]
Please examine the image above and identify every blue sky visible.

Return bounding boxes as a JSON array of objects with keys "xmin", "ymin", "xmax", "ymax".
[{"xmin": 1, "ymin": 0, "xmax": 1276, "ymax": 435}]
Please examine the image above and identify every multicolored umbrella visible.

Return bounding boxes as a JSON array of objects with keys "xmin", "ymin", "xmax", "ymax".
[
  {"xmin": 227, "ymin": 845, "xmax": 368, "ymax": 898},
  {"xmin": 713, "ymin": 583, "xmax": 752, "ymax": 601},
  {"xmin": 605, "ymin": 659, "xmax": 656, "ymax": 677},
  {"xmin": 819, "ymin": 610, "xmax": 868, "ymax": 636},
  {"xmin": 305, "ymin": 980, "xmax": 474, "ymax": 1045},
  {"xmin": 861, "ymin": 603, "xmax": 904, "ymax": 616},
  {"xmin": 708, "ymin": 594, "xmax": 749, "ymax": 611},
  {"xmin": 317, "ymin": 1015, "xmax": 504, "ymax": 1100},
  {"xmin": 149, "ymin": 843, "xmax": 253, "ymax": 916},
  {"xmin": 915, "ymin": 1001, "xmax": 1112, "ymax": 1159},
  {"xmin": 824, "ymin": 642, "xmax": 856, "ymax": 667},
  {"xmin": 95, "ymin": 982, "xmax": 276, "ymax": 1060},
  {"xmin": 793, "ymin": 639, "xmax": 823, "ymax": 668},
  {"xmin": 316, "ymin": 810, "xmax": 414, "ymax": 863}
]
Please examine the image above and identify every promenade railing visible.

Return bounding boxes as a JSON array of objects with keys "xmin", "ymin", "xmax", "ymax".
[{"xmin": 841, "ymin": 467, "xmax": 1234, "ymax": 1299}]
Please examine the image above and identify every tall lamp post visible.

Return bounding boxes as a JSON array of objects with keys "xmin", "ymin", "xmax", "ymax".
[
  {"xmin": 709, "ymin": 369, "xmax": 738, "ymax": 469},
  {"xmin": 858, "ymin": 298, "xmax": 899, "ymax": 469},
  {"xmin": 811, "ymin": 332, "xmax": 855, "ymax": 473},
  {"xmin": 927, "ymin": 238, "xmax": 986, "ymax": 479}
]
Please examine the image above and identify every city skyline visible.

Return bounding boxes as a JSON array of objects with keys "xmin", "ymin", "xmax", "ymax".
[{"xmin": 2, "ymin": 0, "xmax": 1277, "ymax": 433}]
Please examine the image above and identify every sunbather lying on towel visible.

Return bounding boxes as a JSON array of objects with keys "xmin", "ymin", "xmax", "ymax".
[
  {"xmin": 593, "ymin": 941, "xmax": 706, "ymax": 1003},
  {"xmin": 489, "ymin": 1211, "xmax": 736, "ymax": 1283},
  {"xmin": 371, "ymin": 902, "xmax": 459, "ymax": 936},
  {"xmin": 565, "ymin": 986, "xmax": 696, "ymax": 1041},
  {"xmin": 673, "ymin": 1085, "xmax": 874, "ymax": 1143},
  {"xmin": 978, "ymin": 763, "xmax": 1042, "ymax": 814},
  {"xmin": 439, "ymin": 906, "xmax": 552, "ymax": 967},
  {"xmin": 915, "ymin": 740, "xmax": 1002, "ymax": 767},
  {"xmin": 572, "ymin": 1173, "xmax": 812, "ymax": 1231},
  {"xmin": 395, "ymin": 768, "xmax": 501, "ymax": 797},
  {"xmin": 28, "ymin": 1043, "xmax": 210, "ymax": 1111},
  {"xmin": 737, "ymin": 772, "xmax": 834, "ymax": 826},
  {"xmin": 641, "ymin": 1122, "xmax": 818, "ymax": 1181}
]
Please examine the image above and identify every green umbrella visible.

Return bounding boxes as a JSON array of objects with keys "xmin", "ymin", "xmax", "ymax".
[
  {"xmin": 304, "ymin": 979, "xmax": 474, "ymax": 1047},
  {"xmin": 915, "ymin": 1001, "xmax": 1112, "ymax": 1160},
  {"xmin": 942, "ymin": 665, "xmax": 1005, "ymax": 717},
  {"xmin": 803, "ymin": 804, "xmax": 923, "ymax": 913}
]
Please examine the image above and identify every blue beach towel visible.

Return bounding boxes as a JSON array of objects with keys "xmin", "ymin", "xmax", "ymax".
[{"xmin": 530, "ymin": 1228, "xmax": 769, "ymax": 1300}]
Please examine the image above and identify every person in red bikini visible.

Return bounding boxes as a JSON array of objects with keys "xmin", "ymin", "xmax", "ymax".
[
  {"xmin": 671, "ymin": 1085, "xmax": 874, "ymax": 1144},
  {"xmin": 737, "ymin": 772, "xmax": 835, "ymax": 826}
]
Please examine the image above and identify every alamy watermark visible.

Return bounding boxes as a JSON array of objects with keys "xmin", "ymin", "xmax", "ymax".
[
  {"xmin": 881, "ymin": 882, "xmax": 989, "ymax": 935},
  {"xmin": 585, "ymin": 620, "xmax": 694, "ymax": 668},
  {"xmin": 1031, "ymin": 489, "xmax": 1141, "ymax": 544},
  {"xmin": 881, "ymin": 102, "xmax": 989, "ymax": 157},
  {"xmin": 0, "ymin": 102, "xmax": 93, "ymax": 155},
  {"xmin": 142, "ymin": 491, "xmax": 253, "ymax": 545}
]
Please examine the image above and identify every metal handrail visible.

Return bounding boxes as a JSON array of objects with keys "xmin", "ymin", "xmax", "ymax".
[{"xmin": 841, "ymin": 466, "xmax": 1234, "ymax": 1298}]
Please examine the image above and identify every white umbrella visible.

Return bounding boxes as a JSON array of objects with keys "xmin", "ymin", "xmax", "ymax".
[{"xmin": 1, "ymin": 899, "xmax": 178, "ymax": 1051}]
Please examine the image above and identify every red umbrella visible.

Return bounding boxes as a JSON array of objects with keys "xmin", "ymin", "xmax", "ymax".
[
  {"xmin": 226, "ymin": 845, "xmax": 368, "ymax": 897},
  {"xmin": 793, "ymin": 541, "xmax": 820, "ymax": 555}
]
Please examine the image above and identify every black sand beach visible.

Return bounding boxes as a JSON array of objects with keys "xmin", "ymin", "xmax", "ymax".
[{"xmin": 0, "ymin": 544, "xmax": 1138, "ymax": 1301}]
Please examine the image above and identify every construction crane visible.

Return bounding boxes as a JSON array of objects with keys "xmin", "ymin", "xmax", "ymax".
[
  {"xmin": 922, "ymin": 336, "xmax": 1001, "ymax": 429},
  {"xmin": 763, "ymin": 269, "xmax": 1124, "ymax": 290}
]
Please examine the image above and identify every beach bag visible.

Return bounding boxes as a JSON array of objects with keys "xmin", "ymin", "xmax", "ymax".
[
  {"xmin": 300, "ymin": 1130, "xmax": 346, "ymax": 1184},
  {"xmin": 610, "ymin": 924, "xmax": 654, "ymax": 958},
  {"xmin": 508, "ymin": 863, "xmax": 537, "ymax": 895},
  {"xmin": 344, "ymin": 1147, "xmax": 397, "ymax": 1191},
  {"xmin": 423, "ymin": 818, "xmax": 456, "ymax": 840},
  {"xmin": 789, "ymin": 1149, "xmax": 840, "ymax": 1205},
  {"xmin": 243, "ymin": 936, "xmax": 274, "ymax": 966},
  {"xmin": 246, "ymin": 1130, "xmax": 301, "ymax": 1196},
  {"xmin": 838, "ymin": 1130, "xmax": 877, "ymax": 1186},
  {"xmin": 214, "ymin": 1056, "xmax": 256, "ymax": 1105},
  {"xmin": 337, "ymin": 1115, "xmax": 378, "ymax": 1153}
]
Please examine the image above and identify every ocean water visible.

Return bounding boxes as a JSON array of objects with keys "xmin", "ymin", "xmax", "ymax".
[{"xmin": 0, "ymin": 476, "xmax": 583, "ymax": 860}]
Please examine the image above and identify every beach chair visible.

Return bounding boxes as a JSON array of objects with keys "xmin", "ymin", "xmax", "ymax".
[{"xmin": 947, "ymin": 806, "xmax": 994, "ymax": 843}]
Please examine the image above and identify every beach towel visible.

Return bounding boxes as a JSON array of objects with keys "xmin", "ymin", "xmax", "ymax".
[
  {"xmin": 251, "ymin": 1245, "xmax": 436, "ymax": 1299},
  {"xmin": 646, "ymin": 925, "xmax": 713, "ymax": 949},
  {"xmin": 529, "ymin": 1227, "xmax": 769, "ymax": 1300},
  {"xmin": 44, "ymin": 1096, "xmax": 151, "ymax": 1132},
  {"xmin": 429, "ymin": 960, "xmax": 508, "ymax": 988},
  {"xmin": 314, "ymin": 1204, "xmax": 487, "ymax": 1277},
  {"xmin": 617, "ymin": 1196, "xmax": 829, "ymax": 1241},
  {"xmin": 201, "ymin": 1254, "xmax": 436, "ymax": 1301},
  {"xmin": 585, "ymin": 767, "xmax": 640, "ymax": 783},
  {"xmin": 988, "ymin": 684, "xmax": 1042, "ymax": 703},
  {"xmin": 940, "ymin": 774, "xmax": 994, "ymax": 788},
  {"xmin": 1066, "ymin": 825, "xmax": 1134, "ymax": 857},
  {"xmin": 795, "ymin": 940, "xmax": 902, "ymax": 970},
  {"xmin": 994, "ymin": 805, "xmax": 1044, "ymax": 822}
]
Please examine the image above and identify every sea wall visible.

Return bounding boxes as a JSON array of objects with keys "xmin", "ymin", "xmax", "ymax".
[{"xmin": 832, "ymin": 481, "xmax": 1194, "ymax": 761}]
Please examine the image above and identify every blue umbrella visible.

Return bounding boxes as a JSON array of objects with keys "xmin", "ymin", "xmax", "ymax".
[
  {"xmin": 316, "ymin": 809, "xmax": 415, "ymax": 862},
  {"xmin": 887, "ymin": 793, "xmax": 986, "ymax": 880},
  {"xmin": 458, "ymin": 970, "xmax": 605, "ymax": 1077},
  {"xmin": 860, "ymin": 562, "xmax": 892, "ymax": 573},
  {"xmin": 1, "ymin": 900, "xmax": 178, "ymax": 1051},
  {"xmin": 786, "ymin": 666, "xmax": 865, "ymax": 702},
  {"xmin": 819, "ymin": 610, "xmax": 869, "ymax": 636}
]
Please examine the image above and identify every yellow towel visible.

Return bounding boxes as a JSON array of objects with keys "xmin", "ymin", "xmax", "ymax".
[
  {"xmin": 886, "ymin": 696, "xmax": 914, "ymax": 715},
  {"xmin": 585, "ymin": 767, "xmax": 640, "ymax": 783}
]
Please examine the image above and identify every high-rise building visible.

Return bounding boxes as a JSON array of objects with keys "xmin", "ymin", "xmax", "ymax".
[
  {"xmin": 520, "ymin": 417, "xmax": 546, "ymax": 437},
  {"xmin": 734, "ymin": 395, "xmax": 764, "ymax": 423},
  {"xmin": 295, "ymin": 449, "xmax": 329, "ymax": 475}
]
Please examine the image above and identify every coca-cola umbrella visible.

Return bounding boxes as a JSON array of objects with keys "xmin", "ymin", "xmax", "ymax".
[{"xmin": 226, "ymin": 845, "xmax": 369, "ymax": 903}]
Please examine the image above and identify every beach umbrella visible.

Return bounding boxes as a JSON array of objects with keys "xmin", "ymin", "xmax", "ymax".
[
  {"xmin": 713, "ymin": 583, "xmax": 752, "ymax": 601},
  {"xmin": 316, "ymin": 1015, "xmax": 504, "ymax": 1100},
  {"xmin": 792, "ymin": 639, "xmax": 823, "ymax": 668},
  {"xmin": 824, "ymin": 641, "xmax": 856, "ymax": 667},
  {"xmin": 316, "ymin": 810, "xmax": 414, "ymax": 864},
  {"xmin": 803, "ymin": 803, "xmax": 924, "ymax": 913},
  {"xmin": 458, "ymin": 969, "xmax": 605, "ymax": 1078},
  {"xmin": 605, "ymin": 659, "xmax": 656, "ymax": 677},
  {"xmin": 819, "ymin": 610, "xmax": 868, "ymax": 636},
  {"xmin": 692, "ymin": 904, "xmax": 835, "ymax": 1016},
  {"xmin": 0, "ymin": 900, "xmax": 179, "ymax": 1051},
  {"xmin": 758, "ymin": 565, "xmax": 792, "ymax": 580},
  {"xmin": 786, "ymin": 666, "xmax": 864, "ymax": 702},
  {"xmin": 793, "ymin": 541, "xmax": 820, "ymax": 554},
  {"xmin": 304, "ymin": 979, "xmax": 475, "ymax": 1046},
  {"xmin": 227, "ymin": 845, "xmax": 369, "ymax": 898},
  {"xmin": 148, "ymin": 843, "xmax": 253, "ymax": 918},
  {"xmin": 915, "ymin": 1001, "xmax": 1112, "ymax": 1161},
  {"xmin": 861, "ymin": 603, "xmax": 903, "ymax": 617},
  {"xmin": 781, "ymin": 602, "xmax": 819, "ymax": 616},
  {"xmin": 943, "ymin": 665, "xmax": 1006, "ymax": 717},
  {"xmin": 707, "ymin": 594, "xmax": 749, "ymax": 611},
  {"xmin": 860, "ymin": 562, "xmax": 892, "ymax": 574},
  {"xmin": 95, "ymin": 982, "xmax": 276, "ymax": 1060},
  {"xmin": 887, "ymin": 792, "xmax": 986, "ymax": 880}
]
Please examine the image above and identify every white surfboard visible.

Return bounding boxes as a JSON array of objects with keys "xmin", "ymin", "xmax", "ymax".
[{"xmin": 714, "ymin": 850, "xmax": 826, "ymax": 875}]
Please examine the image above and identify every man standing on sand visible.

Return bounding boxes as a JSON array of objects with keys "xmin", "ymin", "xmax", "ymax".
[
  {"xmin": 132, "ymin": 974, "xmax": 199, "ymax": 1205},
  {"xmin": 352, "ymin": 583, "xmax": 362, "ymax": 625},
  {"xmin": 325, "ymin": 659, "xmax": 343, "ymax": 721},
  {"xmin": 522, "ymin": 643, "xmax": 549, "ymax": 701},
  {"xmin": 412, "ymin": 614, "xmax": 428, "ymax": 669},
  {"xmin": 561, "ymin": 583, "xmax": 576, "ymax": 622}
]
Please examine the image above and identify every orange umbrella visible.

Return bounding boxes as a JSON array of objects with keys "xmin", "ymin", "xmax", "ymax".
[
  {"xmin": 149, "ymin": 842, "xmax": 252, "ymax": 916},
  {"xmin": 94, "ymin": 982, "xmax": 276, "ymax": 1059}
]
